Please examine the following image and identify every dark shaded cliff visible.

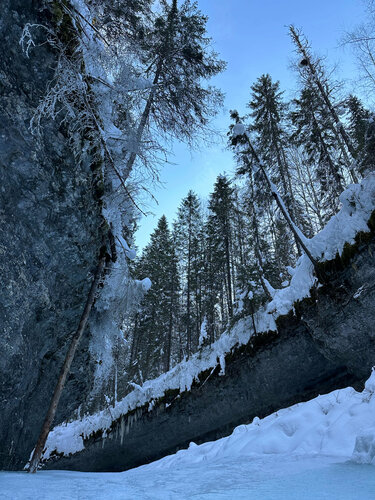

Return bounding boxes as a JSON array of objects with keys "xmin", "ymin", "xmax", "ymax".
[
  {"xmin": 0, "ymin": 1, "xmax": 105, "ymax": 469},
  {"xmin": 45, "ymin": 227, "xmax": 375, "ymax": 472}
]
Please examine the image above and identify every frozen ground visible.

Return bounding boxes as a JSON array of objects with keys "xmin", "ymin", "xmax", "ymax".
[
  {"xmin": 1, "ymin": 455, "xmax": 375, "ymax": 499},
  {"xmin": 3, "ymin": 371, "xmax": 375, "ymax": 499}
]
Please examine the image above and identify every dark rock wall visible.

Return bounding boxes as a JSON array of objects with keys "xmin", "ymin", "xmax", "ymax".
[
  {"xmin": 0, "ymin": 1, "xmax": 104, "ymax": 469},
  {"xmin": 48, "ymin": 235, "xmax": 375, "ymax": 472},
  {"xmin": 303, "ymin": 242, "xmax": 375, "ymax": 377}
]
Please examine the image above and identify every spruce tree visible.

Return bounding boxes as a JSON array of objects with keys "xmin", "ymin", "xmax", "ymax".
[
  {"xmin": 130, "ymin": 216, "xmax": 179, "ymax": 380},
  {"xmin": 345, "ymin": 95, "xmax": 371, "ymax": 158},
  {"xmin": 289, "ymin": 25, "xmax": 359, "ymax": 183},
  {"xmin": 230, "ymin": 111, "xmax": 322, "ymax": 280},
  {"xmin": 124, "ymin": 0, "xmax": 226, "ymax": 179},
  {"xmin": 232, "ymin": 147, "xmax": 277, "ymax": 298},
  {"xmin": 248, "ymin": 74, "xmax": 305, "ymax": 257},
  {"xmin": 290, "ymin": 86, "xmax": 343, "ymax": 219},
  {"xmin": 173, "ymin": 191, "xmax": 204, "ymax": 355},
  {"xmin": 206, "ymin": 175, "xmax": 236, "ymax": 323},
  {"xmin": 86, "ymin": 0, "xmax": 153, "ymax": 45}
]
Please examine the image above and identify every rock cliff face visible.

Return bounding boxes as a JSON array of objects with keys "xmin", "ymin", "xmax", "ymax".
[
  {"xmin": 0, "ymin": 1, "xmax": 104, "ymax": 469},
  {"xmin": 46, "ymin": 231, "xmax": 375, "ymax": 472}
]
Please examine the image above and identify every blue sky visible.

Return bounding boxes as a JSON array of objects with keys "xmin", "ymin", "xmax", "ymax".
[{"xmin": 135, "ymin": 0, "xmax": 367, "ymax": 250}]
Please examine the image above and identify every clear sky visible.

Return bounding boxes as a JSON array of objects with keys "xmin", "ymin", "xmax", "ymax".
[{"xmin": 135, "ymin": 0, "xmax": 368, "ymax": 250}]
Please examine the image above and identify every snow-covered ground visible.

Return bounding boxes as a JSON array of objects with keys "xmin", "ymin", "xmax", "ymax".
[
  {"xmin": 2, "ymin": 456, "xmax": 375, "ymax": 499},
  {"xmin": 3, "ymin": 371, "xmax": 375, "ymax": 499}
]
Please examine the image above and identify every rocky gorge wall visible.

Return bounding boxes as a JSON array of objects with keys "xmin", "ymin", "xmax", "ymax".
[
  {"xmin": 46, "ymin": 229, "xmax": 375, "ymax": 472},
  {"xmin": 0, "ymin": 0, "xmax": 105, "ymax": 469},
  {"xmin": 2, "ymin": 0, "xmax": 375, "ymax": 476}
]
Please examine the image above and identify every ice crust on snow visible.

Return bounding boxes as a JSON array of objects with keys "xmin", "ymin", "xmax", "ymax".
[{"xmin": 44, "ymin": 174, "xmax": 375, "ymax": 460}]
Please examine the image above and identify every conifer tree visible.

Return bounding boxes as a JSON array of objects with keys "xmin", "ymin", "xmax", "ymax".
[
  {"xmin": 130, "ymin": 216, "xmax": 179, "ymax": 379},
  {"xmin": 232, "ymin": 145, "xmax": 277, "ymax": 299},
  {"xmin": 124, "ymin": 0, "xmax": 226, "ymax": 179},
  {"xmin": 290, "ymin": 86, "xmax": 343, "ymax": 218},
  {"xmin": 173, "ymin": 191, "xmax": 204, "ymax": 355},
  {"xmin": 201, "ymin": 216, "xmax": 222, "ymax": 343},
  {"xmin": 230, "ymin": 111, "xmax": 322, "ymax": 280},
  {"xmin": 358, "ymin": 114, "xmax": 375, "ymax": 175},
  {"xmin": 87, "ymin": 0, "xmax": 153, "ymax": 44},
  {"xmin": 345, "ymin": 95, "xmax": 371, "ymax": 157},
  {"xmin": 248, "ymin": 74, "xmax": 305, "ymax": 256},
  {"xmin": 206, "ymin": 175, "xmax": 236, "ymax": 322},
  {"xmin": 248, "ymin": 75, "xmax": 291, "ymax": 200},
  {"xmin": 289, "ymin": 25, "xmax": 359, "ymax": 183}
]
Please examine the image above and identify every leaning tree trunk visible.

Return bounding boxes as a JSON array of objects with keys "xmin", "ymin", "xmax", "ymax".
[
  {"xmin": 124, "ymin": 0, "xmax": 179, "ymax": 181},
  {"xmin": 28, "ymin": 250, "xmax": 106, "ymax": 473},
  {"xmin": 242, "ymin": 133, "xmax": 325, "ymax": 282}
]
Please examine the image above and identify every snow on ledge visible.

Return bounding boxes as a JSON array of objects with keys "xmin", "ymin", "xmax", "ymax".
[{"xmin": 42, "ymin": 173, "xmax": 375, "ymax": 461}]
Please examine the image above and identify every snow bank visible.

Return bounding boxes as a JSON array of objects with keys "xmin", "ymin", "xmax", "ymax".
[
  {"xmin": 43, "ymin": 174, "xmax": 375, "ymax": 461},
  {"xmin": 149, "ymin": 369, "xmax": 375, "ymax": 468}
]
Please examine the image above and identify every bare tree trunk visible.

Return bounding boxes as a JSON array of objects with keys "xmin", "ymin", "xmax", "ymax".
[
  {"xmin": 28, "ymin": 251, "xmax": 106, "ymax": 473},
  {"xmin": 224, "ymin": 232, "xmax": 233, "ymax": 318}
]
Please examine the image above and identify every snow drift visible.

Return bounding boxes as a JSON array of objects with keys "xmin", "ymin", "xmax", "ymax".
[{"xmin": 151, "ymin": 369, "xmax": 375, "ymax": 468}]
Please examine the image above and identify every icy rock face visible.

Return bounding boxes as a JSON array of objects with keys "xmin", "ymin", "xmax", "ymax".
[{"xmin": 0, "ymin": 1, "xmax": 104, "ymax": 469}]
